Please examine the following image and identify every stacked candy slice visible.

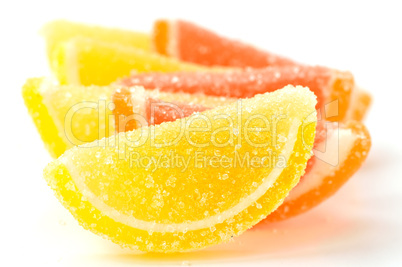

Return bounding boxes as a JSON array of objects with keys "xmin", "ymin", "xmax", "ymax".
[
  {"xmin": 22, "ymin": 20, "xmax": 372, "ymax": 252},
  {"xmin": 153, "ymin": 19, "xmax": 296, "ymax": 67}
]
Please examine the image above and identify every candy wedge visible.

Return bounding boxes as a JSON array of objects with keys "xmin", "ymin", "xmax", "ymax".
[
  {"xmin": 43, "ymin": 86, "xmax": 317, "ymax": 252},
  {"xmin": 264, "ymin": 120, "xmax": 371, "ymax": 222},
  {"xmin": 42, "ymin": 20, "xmax": 151, "ymax": 65},
  {"xmin": 113, "ymin": 86, "xmax": 235, "ymax": 132},
  {"xmin": 153, "ymin": 20, "xmax": 295, "ymax": 67},
  {"xmin": 22, "ymin": 78, "xmax": 235, "ymax": 157},
  {"xmin": 22, "ymin": 78, "xmax": 115, "ymax": 158},
  {"xmin": 119, "ymin": 66, "xmax": 354, "ymax": 121},
  {"xmin": 22, "ymin": 78, "xmax": 67, "ymax": 158},
  {"xmin": 52, "ymin": 37, "xmax": 207, "ymax": 85}
]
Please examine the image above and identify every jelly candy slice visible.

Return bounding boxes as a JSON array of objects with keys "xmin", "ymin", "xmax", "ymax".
[
  {"xmin": 153, "ymin": 20, "xmax": 295, "ymax": 68},
  {"xmin": 52, "ymin": 37, "xmax": 207, "ymax": 85},
  {"xmin": 42, "ymin": 20, "xmax": 151, "ymax": 66},
  {"xmin": 264, "ymin": 120, "xmax": 371, "ymax": 222}
]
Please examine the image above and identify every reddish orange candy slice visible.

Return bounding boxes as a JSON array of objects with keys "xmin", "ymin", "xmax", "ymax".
[
  {"xmin": 118, "ymin": 66, "xmax": 354, "ymax": 121},
  {"xmin": 153, "ymin": 20, "xmax": 295, "ymax": 68}
]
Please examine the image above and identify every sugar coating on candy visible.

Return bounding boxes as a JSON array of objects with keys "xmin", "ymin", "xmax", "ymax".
[{"xmin": 44, "ymin": 86, "xmax": 317, "ymax": 252}]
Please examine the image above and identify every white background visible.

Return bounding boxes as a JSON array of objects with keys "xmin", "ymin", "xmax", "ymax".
[{"xmin": 1, "ymin": 0, "xmax": 402, "ymax": 266}]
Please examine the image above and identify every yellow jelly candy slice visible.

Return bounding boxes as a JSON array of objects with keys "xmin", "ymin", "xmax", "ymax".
[
  {"xmin": 42, "ymin": 20, "xmax": 151, "ymax": 64},
  {"xmin": 52, "ymin": 37, "xmax": 207, "ymax": 86}
]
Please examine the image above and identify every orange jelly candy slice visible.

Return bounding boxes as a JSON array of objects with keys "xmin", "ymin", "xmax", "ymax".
[{"xmin": 263, "ymin": 120, "xmax": 371, "ymax": 222}]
